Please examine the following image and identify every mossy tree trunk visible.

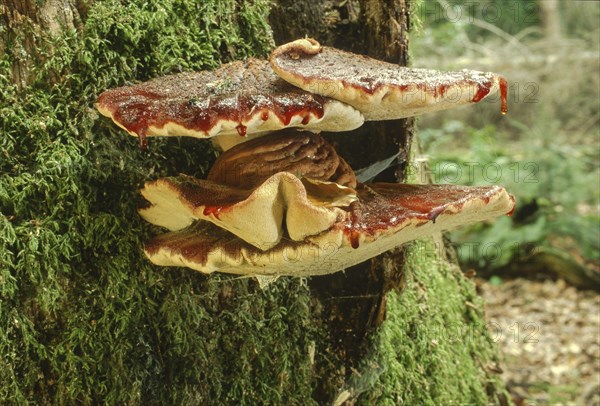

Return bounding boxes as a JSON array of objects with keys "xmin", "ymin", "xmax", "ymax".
[
  {"xmin": 1, "ymin": 0, "xmax": 85, "ymax": 88},
  {"xmin": 1, "ymin": 0, "xmax": 509, "ymax": 404}
]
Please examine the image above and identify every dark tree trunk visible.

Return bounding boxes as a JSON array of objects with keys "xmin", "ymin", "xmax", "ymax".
[{"xmin": 271, "ymin": 0, "xmax": 415, "ymax": 398}]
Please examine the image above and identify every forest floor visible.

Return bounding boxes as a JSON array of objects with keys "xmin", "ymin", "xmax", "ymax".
[{"xmin": 479, "ymin": 277, "xmax": 600, "ymax": 406}]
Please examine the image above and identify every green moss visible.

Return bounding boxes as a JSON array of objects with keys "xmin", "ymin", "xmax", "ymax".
[
  {"xmin": 409, "ymin": 0, "xmax": 424, "ymax": 36},
  {"xmin": 1, "ymin": 1, "xmax": 316, "ymax": 404},
  {"xmin": 356, "ymin": 239, "xmax": 509, "ymax": 405}
]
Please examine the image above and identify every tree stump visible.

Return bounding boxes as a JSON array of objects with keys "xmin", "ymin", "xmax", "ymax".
[{"xmin": 0, "ymin": 1, "xmax": 510, "ymax": 403}]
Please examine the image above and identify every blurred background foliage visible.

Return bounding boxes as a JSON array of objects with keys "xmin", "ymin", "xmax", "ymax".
[{"xmin": 410, "ymin": 0, "xmax": 599, "ymax": 287}]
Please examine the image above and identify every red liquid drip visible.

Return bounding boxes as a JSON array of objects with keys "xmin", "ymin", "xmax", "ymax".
[
  {"xmin": 98, "ymin": 88, "xmax": 162, "ymax": 150},
  {"xmin": 261, "ymin": 111, "xmax": 269, "ymax": 121},
  {"xmin": 236, "ymin": 124, "xmax": 247, "ymax": 137},
  {"xmin": 436, "ymin": 84, "xmax": 450, "ymax": 98},
  {"xmin": 344, "ymin": 203, "xmax": 362, "ymax": 249},
  {"xmin": 301, "ymin": 115, "xmax": 310, "ymax": 125},
  {"xmin": 471, "ymin": 82, "xmax": 492, "ymax": 103},
  {"xmin": 203, "ymin": 205, "xmax": 224, "ymax": 220},
  {"xmin": 350, "ymin": 232, "xmax": 360, "ymax": 249},
  {"xmin": 499, "ymin": 77, "xmax": 508, "ymax": 115},
  {"xmin": 276, "ymin": 95, "xmax": 325, "ymax": 126}
]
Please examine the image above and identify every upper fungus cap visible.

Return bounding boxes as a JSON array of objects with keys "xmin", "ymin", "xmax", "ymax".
[
  {"xmin": 269, "ymin": 38, "xmax": 508, "ymax": 121},
  {"xmin": 96, "ymin": 58, "xmax": 364, "ymax": 149}
]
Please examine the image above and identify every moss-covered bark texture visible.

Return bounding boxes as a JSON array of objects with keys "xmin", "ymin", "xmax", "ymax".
[{"xmin": 1, "ymin": 1, "xmax": 507, "ymax": 404}]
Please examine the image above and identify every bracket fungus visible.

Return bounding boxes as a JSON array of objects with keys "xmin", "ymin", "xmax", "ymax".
[
  {"xmin": 270, "ymin": 38, "xmax": 508, "ymax": 120},
  {"xmin": 97, "ymin": 38, "xmax": 515, "ymax": 277},
  {"xmin": 144, "ymin": 179, "xmax": 514, "ymax": 277},
  {"xmin": 97, "ymin": 58, "xmax": 364, "ymax": 150},
  {"xmin": 139, "ymin": 132, "xmax": 358, "ymax": 250}
]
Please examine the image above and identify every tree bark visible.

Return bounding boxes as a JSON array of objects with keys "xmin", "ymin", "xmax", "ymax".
[
  {"xmin": 271, "ymin": 0, "xmax": 413, "ymax": 393},
  {"xmin": 538, "ymin": 0, "xmax": 561, "ymax": 42},
  {"xmin": 1, "ymin": 0, "xmax": 84, "ymax": 88}
]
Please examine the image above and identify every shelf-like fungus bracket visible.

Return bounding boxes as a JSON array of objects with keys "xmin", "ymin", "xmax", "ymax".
[
  {"xmin": 270, "ymin": 38, "xmax": 508, "ymax": 121},
  {"xmin": 97, "ymin": 58, "xmax": 364, "ymax": 150},
  {"xmin": 144, "ymin": 184, "xmax": 515, "ymax": 277}
]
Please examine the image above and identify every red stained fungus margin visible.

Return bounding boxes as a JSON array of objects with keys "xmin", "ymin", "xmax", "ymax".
[{"xmin": 97, "ymin": 59, "xmax": 328, "ymax": 149}]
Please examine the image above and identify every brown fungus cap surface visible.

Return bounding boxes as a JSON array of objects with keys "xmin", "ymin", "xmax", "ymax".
[
  {"xmin": 208, "ymin": 131, "xmax": 356, "ymax": 189},
  {"xmin": 144, "ymin": 183, "xmax": 515, "ymax": 277},
  {"xmin": 97, "ymin": 58, "xmax": 364, "ymax": 149},
  {"xmin": 270, "ymin": 39, "xmax": 508, "ymax": 121}
]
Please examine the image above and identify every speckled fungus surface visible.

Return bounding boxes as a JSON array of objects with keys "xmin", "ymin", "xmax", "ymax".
[
  {"xmin": 270, "ymin": 38, "xmax": 508, "ymax": 120},
  {"xmin": 97, "ymin": 58, "xmax": 363, "ymax": 150},
  {"xmin": 98, "ymin": 39, "xmax": 515, "ymax": 277}
]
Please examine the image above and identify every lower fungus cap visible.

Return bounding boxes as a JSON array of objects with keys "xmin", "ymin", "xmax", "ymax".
[
  {"xmin": 139, "ymin": 172, "xmax": 357, "ymax": 251},
  {"xmin": 143, "ymin": 183, "xmax": 515, "ymax": 277},
  {"xmin": 138, "ymin": 132, "xmax": 359, "ymax": 250}
]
